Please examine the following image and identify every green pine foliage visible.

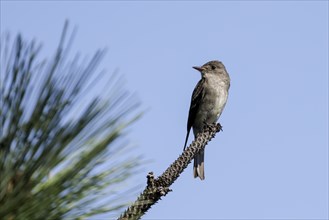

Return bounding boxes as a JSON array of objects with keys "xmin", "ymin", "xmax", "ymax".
[{"xmin": 0, "ymin": 22, "xmax": 142, "ymax": 219}]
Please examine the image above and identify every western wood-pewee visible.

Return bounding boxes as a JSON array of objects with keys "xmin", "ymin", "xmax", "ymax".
[{"xmin": 183, "ymin": 60, "xmax": 230, "ymax": 180}]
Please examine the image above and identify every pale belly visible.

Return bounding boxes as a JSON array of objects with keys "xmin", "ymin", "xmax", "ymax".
[{"xmin": 193, "ymin": 80, "xmax": 228, "ymax": 136}]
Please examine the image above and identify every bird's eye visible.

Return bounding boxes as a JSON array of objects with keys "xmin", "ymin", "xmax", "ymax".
[{"xmin": 211, "ymin": 65, "xmax": 216, "ymax": 70}]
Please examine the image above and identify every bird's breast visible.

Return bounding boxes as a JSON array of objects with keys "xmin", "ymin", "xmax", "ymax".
[
  {"xmin": 204, "ymin": 80, "xmax": 228, "ymax": 119},
  {"xmin": 193, "ymin": 76, "xmax": 229, "ymax": 134}
]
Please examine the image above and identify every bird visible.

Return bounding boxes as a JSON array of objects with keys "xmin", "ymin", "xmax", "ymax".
[{"xmin": 183, "ymin": 60, "xmax": 230, "ymax": 180}]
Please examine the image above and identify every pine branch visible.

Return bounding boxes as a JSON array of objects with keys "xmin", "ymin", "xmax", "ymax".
[
  {"xmin": 0, "ymin": 23, "xmax": 142, "ymax": 219},
  {"xmin": 118, "ymin": 123, "xmax": 222, "ymax": 220}
]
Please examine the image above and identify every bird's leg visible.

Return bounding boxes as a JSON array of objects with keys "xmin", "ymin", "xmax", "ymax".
[
  {"xmin": 202, "ymin": 121, "xmax": 223, "ymax": 132},
  {"xmin": 218, "ymin": 122, "xmax": 223, "ymax": 131}
]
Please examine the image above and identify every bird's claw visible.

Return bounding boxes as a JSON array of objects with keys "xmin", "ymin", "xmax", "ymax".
[
  {"xmin": 202, "ymin": 122, "xmax": 223, "ymax": 132},
  {"xmin": 218, "ymin": 122, "xmax": 223, "ymax": 131}
]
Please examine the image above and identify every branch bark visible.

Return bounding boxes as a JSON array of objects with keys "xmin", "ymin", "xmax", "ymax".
[{"xmin": 118, "ymin": 123, "xmax": 222, "ymax": 220}]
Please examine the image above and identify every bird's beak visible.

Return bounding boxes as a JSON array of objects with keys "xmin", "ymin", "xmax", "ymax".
[{"xmin": 193, "ymin": 66, "xmax": 203, "ymax": 72}]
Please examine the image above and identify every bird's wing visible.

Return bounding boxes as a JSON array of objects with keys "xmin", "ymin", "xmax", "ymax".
[{"xmin": 183, "ymin": 78, "xmax": 205, "ymax": 150}]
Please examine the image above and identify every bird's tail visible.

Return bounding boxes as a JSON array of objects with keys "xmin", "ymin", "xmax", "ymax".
[{"xmin": 193, "ymin": 149, "xmax": 205, "ymax": 180}]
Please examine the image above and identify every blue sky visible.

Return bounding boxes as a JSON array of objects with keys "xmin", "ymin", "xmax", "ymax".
[{"xmin": 1, "ymin": 1, "xmax": 328, "ymax": 219}]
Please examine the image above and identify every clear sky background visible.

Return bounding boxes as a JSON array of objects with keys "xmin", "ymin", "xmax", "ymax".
[{"xmin": 1, "ymin": 1, "xmax": 328, "ymax": 219}]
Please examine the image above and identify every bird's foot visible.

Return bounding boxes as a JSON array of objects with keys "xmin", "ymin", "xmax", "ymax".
[
  {"xmin": 202, "ymin": 122, "xmax": 223, "ymax": 132},
  {"xmin": 217, "ymin": 122, "xmax": 223, "ymax": 131}
]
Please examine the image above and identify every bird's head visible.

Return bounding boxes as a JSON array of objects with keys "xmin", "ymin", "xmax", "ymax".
[{"xmin": 193, "ymin": 60, "xmax": 226, "ymax": 77}]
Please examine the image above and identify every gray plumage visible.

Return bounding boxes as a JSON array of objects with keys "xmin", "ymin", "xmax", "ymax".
[{"xmin": 183, "ymin": 60, "xmax": 230, "ymax": 180}]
